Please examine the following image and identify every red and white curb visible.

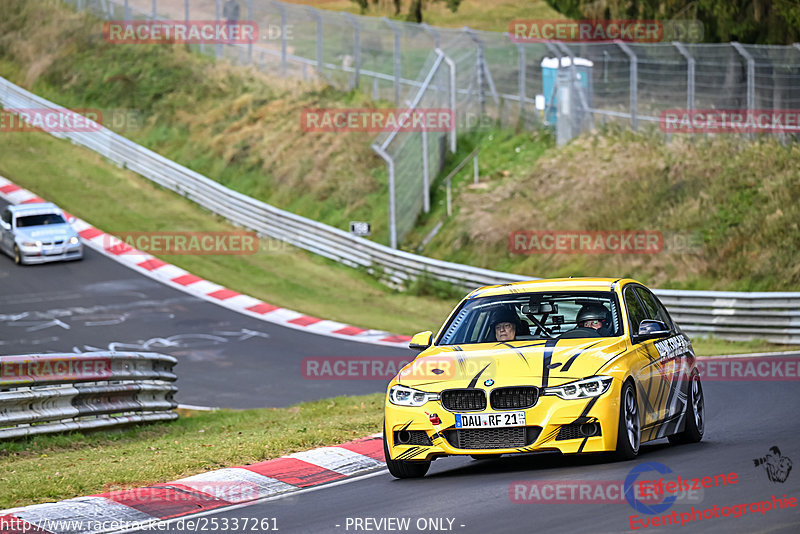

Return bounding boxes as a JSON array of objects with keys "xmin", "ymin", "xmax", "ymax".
[
  {"xmin": 0, "ymin": 434, "xmax": 386, "ymax": 534},
  {"xmin": 0, "ymin": 176, "xmax": 411, "ymax": 347}
]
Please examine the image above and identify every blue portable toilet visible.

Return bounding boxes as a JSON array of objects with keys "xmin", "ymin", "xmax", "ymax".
[{"xmin": 541, "ymin": 57, "xmax": 594, "ymax": 124}]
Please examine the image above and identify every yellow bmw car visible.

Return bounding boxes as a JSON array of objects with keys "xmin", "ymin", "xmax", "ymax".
[{"xmin": 383, "ymin": 278, "xmax": 704, "ymax": 478}]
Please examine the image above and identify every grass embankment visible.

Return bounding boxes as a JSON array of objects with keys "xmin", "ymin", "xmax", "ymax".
[
  {"xmin": 411, "ymin": 128, "xmax": 800, "ymax": 292},
  {"xmin": 0, "ymin": 0, "xmax": 394, "ymax": 243},
  {"xmin": 0, "ymin": 394, "xmax": 383, "ymax": 509}
]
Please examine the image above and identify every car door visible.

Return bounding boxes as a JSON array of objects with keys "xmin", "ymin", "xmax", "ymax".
[
  {"xmin": 623, "ymin": 284, "xmax": 662, "ymax": 429},
  {"xmin": 0, "ymin": 209, "xmax": 12, "ymax": 255},
  {"xmin": 634, "ymin": 286, "xmax": 692, "ymax": 423}
]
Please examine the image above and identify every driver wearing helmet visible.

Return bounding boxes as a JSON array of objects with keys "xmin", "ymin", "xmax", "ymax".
[{"xmin": 575, "ymin": 303, "xmax": 612, "ymax": 336}]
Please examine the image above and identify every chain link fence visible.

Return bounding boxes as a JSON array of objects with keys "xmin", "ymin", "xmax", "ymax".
[{"xmin": 67, "ymin": 1, "xmax": 800, "ymax": 246}]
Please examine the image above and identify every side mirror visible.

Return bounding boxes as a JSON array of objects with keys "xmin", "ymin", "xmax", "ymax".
[
  {"xmin": 634, "ymin": 320, "xmax": 670, "ymax": 342},
  {"xmin": 409, "ymin": 331, "xmax": 433, "ymax": 351},
  {"xmin": 0, "ymin": 220, "xmax": 9, "ymax": 231}
]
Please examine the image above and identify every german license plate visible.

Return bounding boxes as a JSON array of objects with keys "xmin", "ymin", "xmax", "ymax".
[{"xmin": 454, "ymin": 411, "xmax": 526, "ymax": 429}]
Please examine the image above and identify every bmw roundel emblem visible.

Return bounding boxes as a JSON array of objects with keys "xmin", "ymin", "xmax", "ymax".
[{"xmin": 484, "ymin": 379, "xmax": 494, "ymax": 386}]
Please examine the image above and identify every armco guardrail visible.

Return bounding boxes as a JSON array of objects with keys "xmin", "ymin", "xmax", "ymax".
[
  {"xmin": 0, "ymin": 352, "xmax": 178, "ymax": 439},
  {"xmin": 0, "ymin": 76, "xmax": 798, "ymax": 344}
]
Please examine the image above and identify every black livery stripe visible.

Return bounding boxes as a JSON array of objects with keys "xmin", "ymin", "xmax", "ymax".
[
  {"xmin": 541, "ymin": 338, "xmax": 560, "ymax": 388},
  {"xmin": 467, "ymin": 363, "xmax": 491, "ymax": 389},
  {"xmin": 560, "ymin": 341, "xmax": 602, "ymax": 373}
]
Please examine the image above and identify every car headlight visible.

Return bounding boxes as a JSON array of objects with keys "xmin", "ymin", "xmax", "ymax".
[
  {"xmin": 544, "ymin": 376, "xmax": 613, "ymax": 400},
  {"xmin": 69, "ymin": 236, "xmax": 80, "ymax": 245},
  {"xmin": 21, "ymin": 241, "xmax": 41, "ymax": 247},
  {"xmin": 388, "ymin": 385, "xmax": 439, "ymax": 407}
]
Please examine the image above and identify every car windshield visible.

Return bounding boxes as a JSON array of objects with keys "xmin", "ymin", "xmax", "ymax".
[
  {"xmin": 437, "ymin": 291, "xmax": 622, "ymax": 345},
  {"xmin": 16, "ymin": 213, "xmax": 66, "ymax": 227}
]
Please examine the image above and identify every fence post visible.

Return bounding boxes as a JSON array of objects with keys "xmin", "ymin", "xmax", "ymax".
[
  {"xmin": 437, "ymin": 48, "xmax": 457, "ymax": 154},
  {"xmin": 372, "ymin": 144, "xmax": 397, "ymax": 249},
  {"xmin": 152, "ymin": 0, "xmax": 156, "ymax": 20},
  {"xmin": 184, "ymin": 0, "xmax": 189, "ymax": 23},
  {"xmin": 473, "ymin": 154, "xmax": 479, "ymax": 184},
  {"xmin": 304, "ymin": 6, "xmax": 323, "ymax": 76},
  {"xmin": 272, "ymin": 2, "xmax": 287, "ymax": 75},
  {"xmin": 343, "ymin": 13, "xmax": 361, "ymax": 90},
  {"xmin": 731, "ymin": 42, "xmax": 755, "ymax": 112},
  {"xmin": 215, "ymin": 0, "xmax": 222, "ymax": 58},
  {"xmin": 246, "ymin": 0, "xmax": 253, "ymax": 63},
  {"xmin": 616, "ymin": 41, "xmax": 638, "ymax": 130},
  {"xmin": 464, "ymin": 28, "xmax": 486, "ymax": 118},
  {"xmin": 420, "ymin": 23, "xmax": 440, "ymax": 48},
  {"xmin": 421, "ymin": 127, "xmax": 430, "ymax": 213},
  {"xmin": 673, "ymin": 42, "xmax": 695, "ymax": 113},
  {"xmin": 383, "ymin": 17, "xmax": 402, "ymax": 106},
  {"xmin": 516, "ymin": 42, "xmax": 526, "ymax": 121}
]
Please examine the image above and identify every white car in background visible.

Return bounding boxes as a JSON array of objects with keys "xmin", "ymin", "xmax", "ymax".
[{"xmin": 0, "ymin": 203, "xmax": 83, "ymax": 265}]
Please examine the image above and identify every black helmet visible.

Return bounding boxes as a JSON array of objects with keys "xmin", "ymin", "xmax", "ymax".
[
  {"xmin": 576, "ymin": 304, "xmax": 609, "ymax": 325},
  {"xmin": 491, "ymin": 307, "xmax": 519, "ymax": 327}
]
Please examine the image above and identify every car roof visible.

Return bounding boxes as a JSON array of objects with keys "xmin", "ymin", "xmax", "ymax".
[
  {"xmin": 466, "ymin": 277, "xmax": 640, "ymax": 299},
  {"xmin": 8, "ymin": 202, "xmax": 62, "ymax": 215}
]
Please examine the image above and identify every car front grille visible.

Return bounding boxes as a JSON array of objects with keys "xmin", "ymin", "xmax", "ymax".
[
  {"xmin": 490, "ymin": 387, "xmax": 538, "ymax": 410},
  {"xmin": 441, "ymin": 389, "xmax": 486, "ymax": 411},
  {"xmin": 443, "ymin": 427, "xmax": 541, "ymax": 450}
]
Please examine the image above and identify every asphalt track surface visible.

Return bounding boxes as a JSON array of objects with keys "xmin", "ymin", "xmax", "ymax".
[
  {"xmin": 140, "ymin": 380, "xmax": 800, "ymax": 534},
  {"xmin": 0, "ymin": 198, "xmax": 409, "ymax": 409}
]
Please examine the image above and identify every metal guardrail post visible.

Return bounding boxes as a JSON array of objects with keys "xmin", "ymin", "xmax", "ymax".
[
  {"xmin": 673, "ymin": 41, "xmax": 695, "ymax": 113},
  {"xmin": 343, "ymin": 13, "xmax": 361, "ymax": 90},
  {"xmin": 372, "ymin": 144, "xmax": 397, "ymax": 249},
  {"xmin": 383, "ymin": 17, "xmax": 402, "ymax": 106},
  {"xmin": 437, "ymin": 48, "xmax": 457, "ymax": 154},
  {"xmin": 616, "ymin": 41, "xmax": 638, "ymax": 130},
  {"xmin": 731, "ymin": 42, "xmax": 755, "ymax": 112}
]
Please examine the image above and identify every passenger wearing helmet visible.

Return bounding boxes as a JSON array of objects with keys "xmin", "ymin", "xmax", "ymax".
[
  {"xmin": 491, "ymin": 307, "xmax": 519, "ymax": 342},
  {"xmin": 575, "ymin": 303, "xmax": 612, "ymax": 336}
]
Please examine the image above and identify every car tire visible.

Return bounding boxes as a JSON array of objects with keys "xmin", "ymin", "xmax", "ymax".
[
  {"xmin": 13, "ymin": 245, "xmax": 22, "ymax": 265},
  {"xmin": 614, "ymin": 380, "xmax": 640, "ymax": 460},
  {"xmin": 668, "ymin": 374, "xmax": 704, "ymax": 445},
  {"xmin": 383, "ymin": 425, "xmax": 430, "ymax": 479}
]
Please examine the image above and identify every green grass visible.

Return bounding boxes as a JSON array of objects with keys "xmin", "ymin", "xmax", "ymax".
[{"xmin": 0, "ymin": 394, "xmax": 383, "ymax": 509}]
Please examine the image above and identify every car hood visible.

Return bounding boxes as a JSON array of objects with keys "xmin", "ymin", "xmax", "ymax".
[
  {"xmin": 396, "ymin": 337, "xmax": 628, "ymax": 390},
  {"xmin": 15, "ymin": 224, "xmax": 77, "ymax": 242}
]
